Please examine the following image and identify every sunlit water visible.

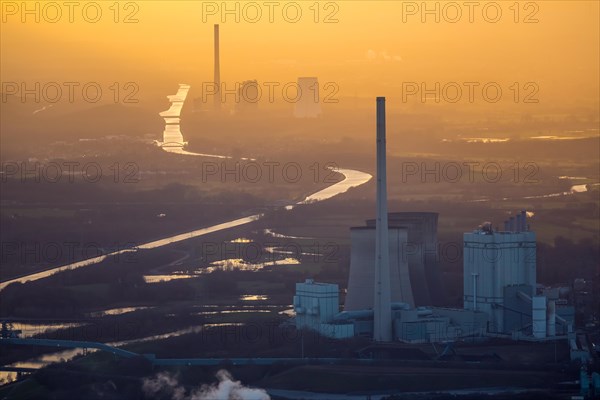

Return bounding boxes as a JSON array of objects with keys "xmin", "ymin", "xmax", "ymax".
[
  {"xmin": 263, "ymin": 229, "xmax": 311, "ymax": 240},
  {"xmin": 522, "ymin": 182, "xmax": 598, "ymax": 199},
  {"xmin": 240, "ymin": 295, "xmax": 269, "ymax": 301},
  {"xmin": 0, "ymin": 322, "xmax": 248, "ymax": 383},
  {"xmin": 0, "ymin": 144, "xmax": 371, "ymax": 291},
  {"xmin": 8, "ymin": 322, "xmax": 86, "ymax": 339},
  {"xmin": 143, "ymin": 256, "xmax": 301, "ymax": 282},
  {"xmin": 1, "ymin": 302, "xmax": 293, "ymax": 383},
  {"xmin": 0, "ymin": 84, "xmax": 373, "ymax": 384},
  {"xmin": 87, "ymin": 306, "xmax": 152, "ymax": 318},
  {"xmin": 470, "ymin": 179, "xmax": 599, "ymax": 203}
]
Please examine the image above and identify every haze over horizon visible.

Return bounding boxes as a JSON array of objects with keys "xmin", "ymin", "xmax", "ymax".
[
  {"xmin": 0, "ymin": 1, "xmax": 598, "ymax": 399},
  {"xmin": 1, "ymin": 1, "xmax": 598, "ymax": 108}
]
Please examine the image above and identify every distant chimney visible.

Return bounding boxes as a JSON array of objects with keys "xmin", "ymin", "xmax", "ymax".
[
  {"xmin": 373, "ymin": 97, "xmax": 392, "ymax": 342},
  {"xmin": 214, "ymin": 24, "xmax": 221, "ymax": 110}
]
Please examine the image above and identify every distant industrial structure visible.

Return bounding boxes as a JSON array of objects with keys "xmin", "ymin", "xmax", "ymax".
[
  {"xmin": 294, "ymin": 77, "xmax": 322, "ymax": 118},
  {"xmin": 463, "ymin": 215, "xmax": 537, "ymax": 334},
  {"xmin": 195, "ymin": 27, "xmax": 320, "ymax": 115},
  {"xmin": 293, "ymin": 98, "xmax": 575, "ymax": 344},
  {"xmin": 293, "ymin": 280, "xmax": 353, "ymax": 338},
  {"xmin": 213, "ymin": 24, "xmax": 221, "ymax": 111},
  {"xmin": 236, "ymin": 80, "xmax": 260, "ymax": 114}
]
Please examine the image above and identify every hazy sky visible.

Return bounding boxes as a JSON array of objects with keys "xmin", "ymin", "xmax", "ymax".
[{"xmin": 1, "ymin": 1, "xmax": 599, "ymax": 106}]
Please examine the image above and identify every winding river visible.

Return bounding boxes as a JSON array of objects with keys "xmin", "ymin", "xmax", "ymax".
[
  {"xmin": 4, "ymin": 84, "xmax": 595, "ymax": 290},
  {"xmin": 0, "ymin": 84, "xmax": 372, "ymax": 291}
]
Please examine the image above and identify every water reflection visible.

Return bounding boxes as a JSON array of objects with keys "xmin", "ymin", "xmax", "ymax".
[
  {"xmin": 296, "ymin": 168, "xmax": 372, "ymax": 205},
  {"xmin": 156, "ymin": 83, "xmax": 240, "ymax": 159},
  {"xmin": 200, "ymin": 257, "xmax": 300, "ymax": 274},
  {"xmin": 442, "ymin": 138, "xmax": 510, "ymax": 143},
  {"xmin": 523, "ymin": 183, "xmax": 598, "ymax": 199},
  {"xmin": 194, "ymin": 310, "xmax": 271, "ymax": 315},
  {"xmin": 12, "ymin": 322, "xmax": 85, "ymax": 338},
  {"xmin": 263, "ymin": 229, "xmax": 311, "ymax": 240},
  {"xmin": 240, "ymin": 295, "xmax": 269, "ymax": 301},
  {"xmin": 278, "ymin": 308, "xmax": 295, "ymax": 317},
  {"xmin": 229, "ymin": 238, "xmax": 253, "ymax": 243},
  {"xmin": 0, "ymin": 86, "xmax": 372, "ymax": 291},
  {"xmin": 143, "ymin": 274, "xmax": 197, "ymax": 283},
  {"xmin": 470, "ymin": 178, "xmax": 599, "ymax": 203},
  {"xmin": 87, "ymin": 306, "xmax": 151, "ymax": 318}
]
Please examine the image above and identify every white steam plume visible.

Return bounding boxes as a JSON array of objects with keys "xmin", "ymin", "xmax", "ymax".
[{"xmin": 142, "ymin": 369, "xmax": 270, "ymax": 400}]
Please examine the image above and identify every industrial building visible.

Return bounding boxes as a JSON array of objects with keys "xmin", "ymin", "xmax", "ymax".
[
  {"xmin": 463, "ymin": 219, "xmax": 572, "ymax": 338},
  {"xmin": 236, "ymin": 80, "xmax": 259, "ymax": 113},
  {"xmin": 295, "ymin": 215, "xmax": 574, "ymax": 342},
  {"xmin": 293, "ymin": 279, "xmax": 354, "ymax": 339},
  {"xmin": 294, "ymin": 77, "xmax": 322, "ymax": 118},
  {"xmin": 293, "ymin": 97, "xmax": 575, "ymax": 344},
  {"xmin": 463, "ymin": 216, "xmax": 536, "ymax": 333}
]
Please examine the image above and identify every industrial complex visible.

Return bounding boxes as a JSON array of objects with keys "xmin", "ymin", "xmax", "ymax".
[{"xmin": 293, "ymin": 97, "xmax": 580, "ymax": 350}]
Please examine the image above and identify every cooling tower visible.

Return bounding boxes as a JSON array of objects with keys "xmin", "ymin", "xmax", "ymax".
[
  {"xmin": 345, "ymin": 226, "xmax": 414, "ymax": 311},
  {"xmin": 366, "ymin": 212, "xmax": 444, "ymax": 306}
]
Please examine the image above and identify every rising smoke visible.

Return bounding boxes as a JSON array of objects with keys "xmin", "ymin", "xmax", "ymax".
[{"xmin": 142, "ymin": 369, "xmax": 270, "ymax": 400}]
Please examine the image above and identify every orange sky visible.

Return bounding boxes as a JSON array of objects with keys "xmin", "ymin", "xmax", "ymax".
[{"xmin": 1, "ymin": 1, "xmax": 598, "ymax": 106}]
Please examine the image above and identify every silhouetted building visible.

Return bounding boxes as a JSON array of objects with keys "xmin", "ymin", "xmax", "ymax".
[
  {"xmin": 236, "ymin": 80, "xmax": 259, "ymax": 114},
  {"xmin": 294, "ymin": 77, "xmax": 321, "ymax": 118}
]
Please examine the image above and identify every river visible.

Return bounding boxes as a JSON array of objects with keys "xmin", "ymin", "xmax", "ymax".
[{"xmin": 0, "ymin": 84, "xmax": 372, "ymax": 291}]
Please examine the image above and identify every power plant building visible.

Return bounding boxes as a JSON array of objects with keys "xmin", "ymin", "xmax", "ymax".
[
  {"xmin": 463, "ymin": 215, "xmax": 572, "ymax": 338},
  {"xmin": 293, "ymin": 98, "xmax": 572, "ymax": 344},
  {"xmin": 293, "ymin": 279, "xmax": 354, "ymax": 338},
  {"xmin": 463, "ymin": 215, "xmax": 536, "ymax": 333},
  {"xmin": 236, "ymin": 80, "xmax": 260, "ymax": 113},
  {"xmin": 294, "ymin": 77, "xmax": 322, "ymax": 118}
]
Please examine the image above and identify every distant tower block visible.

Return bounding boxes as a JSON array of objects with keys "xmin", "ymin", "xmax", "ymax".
[
  {"xmin": 237, "ymin": 80, "xmax": 259, "ymax": 114},
  {"xmin": 213, "ymin": 24, "xmax": 221, "ymax": 110},
  {"xmin": 294, "ymin": 77, "xmax": 322, "ymax": 118}
]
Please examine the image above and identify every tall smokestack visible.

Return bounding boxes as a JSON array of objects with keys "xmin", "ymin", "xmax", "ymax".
[
  {"xmin": 214, "ymin": 24, "xmax": 221, "ymax": 110},
  {"xmin": 374, "ymin": 97, "xmax": 392, "ymax": 342}
]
